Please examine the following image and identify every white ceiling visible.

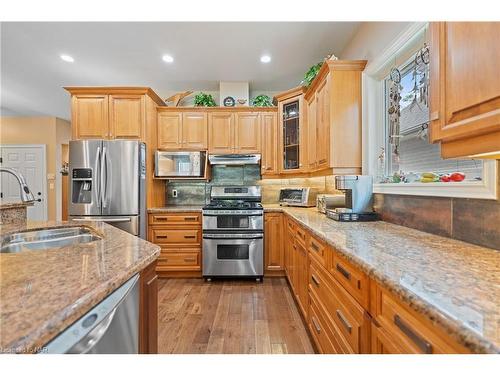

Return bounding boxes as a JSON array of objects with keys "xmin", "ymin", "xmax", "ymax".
[{"xmin": 1, "ymin": 22, "xmax": 360, "ymax": 120}]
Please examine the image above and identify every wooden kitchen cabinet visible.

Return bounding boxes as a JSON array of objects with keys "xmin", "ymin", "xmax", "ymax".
[
  {"xmin": 235, "ymin": 112, "xmax": 261, "ymax": 154},
  {"xmin": 264, "ymin": 212, "xmax": 285, "ymax": 276},
  {"xmin": 139, "ymin": 260, "xmax": 158, "ymax": 354},
  {"xmin": 275, "ymin": 86, "xmax": 308, "ymax": 174},
  {"xmin": 148, "ymin": 212, "xmax": 202, "ymax": 277},
  {"xmin": 370, "ymin": 282, "xmax": 470, "ymax": 354},
  {"xmin": 208, "ymin": 112, "xmax": 235, "ymax": 153},
  {"xmin": 109, "ymin": 94, "xmax": 145, "ymax": 139},
  {"xmin": 157, "ymin": 112, "xmax": 182, "ymax": 149},
  {"xmin": 71, "ymin": 94, "xmax": 109, "ymax": 139},
  {"xmin": 429, "ymin": 22, "xmax": 500, "ymax": 158},
  {"xmin": 261, "ymin": 112, "xmax": 279, "ymax": 175},
  {"xmin": 182, "ymin": 112, "xmax": 208, "ymax": 149},
  {"xmin": 157, "ymin": 111, "xmax": 207, "ymax": 150},
  {"xmin": 303, "ymin": 60, "xmax": 366, "ymax": 175}
]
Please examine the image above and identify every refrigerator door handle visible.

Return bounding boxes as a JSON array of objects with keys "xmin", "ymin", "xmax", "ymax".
[
  {"xmin": 101, "ymin": 146, "xmax": 107, "ymax": 208},
  {"xmin": 95, "ymin": 146, "xmax": 102, "ymax": 208}
]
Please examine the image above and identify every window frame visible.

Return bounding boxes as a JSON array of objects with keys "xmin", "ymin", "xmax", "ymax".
[{"xmin": 362, "ymin": 22, "xmax": 497, "ymax": 200}]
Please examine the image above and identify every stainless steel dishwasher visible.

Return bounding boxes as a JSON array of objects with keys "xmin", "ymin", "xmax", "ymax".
[{"xmin": 43, "ymin": 274, "xmax": 139, "ymax": 354}]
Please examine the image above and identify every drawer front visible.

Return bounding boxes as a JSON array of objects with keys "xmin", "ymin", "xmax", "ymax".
[
  {"xmin": 373, "ymin": 285, "xmax": 468, "ymax": 354},
  {"xmin": 149, "ymin": 212, "xmax": 201, "ymax": 225},
  {"xmin": 310, "ymin": 257, "xmax": 368, "ymax": 353},
  {"xmin": 150, "ymin": 228, "xmax": 201, "ymax": 245},
  {"xmin": 308, "ymin": 234, "xmax": 327, "ymax": 267},
  {"xmin": 309, "ymin": 291, "xmax": 340, "ymax": 354},
  {"xmin": 286, "ymin": 217, "xmax": 296, "ymax": 232},
  {"xmin": 295, "ymin": 225, "xmax": 307, "ymax": 245},
  {"xmin": 157, "ymin": 250, "xmax": 200, "ymax": 270},
  {"xmin": 330, "ymin": 253, "xmax": 370, "ymax": 309}
]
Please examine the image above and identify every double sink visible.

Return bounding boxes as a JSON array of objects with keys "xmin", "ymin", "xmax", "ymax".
[{"xmin": 1, "ymin": 226, "xmax": 102, "ymax": 253}]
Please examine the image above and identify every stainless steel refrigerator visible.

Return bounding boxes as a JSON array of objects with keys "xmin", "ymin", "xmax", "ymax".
[{"xmin": 69, "ymin": 140, "xmax": 146, "ymax": 238}]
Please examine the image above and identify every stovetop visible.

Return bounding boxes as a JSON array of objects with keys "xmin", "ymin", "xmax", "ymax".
[{"xmin": 203, "ymin": 201, "xmax": 263, "ymax": 210}]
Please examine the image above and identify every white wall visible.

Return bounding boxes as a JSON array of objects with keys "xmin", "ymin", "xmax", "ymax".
[{"xmin": 340, "ymin": 22, "xmax": 413, "ymax": 61}]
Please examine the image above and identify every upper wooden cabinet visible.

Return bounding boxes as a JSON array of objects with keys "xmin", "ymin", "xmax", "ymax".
[
  {"xmin": 71, "ymin": 94, "xmax": 109, "ymax": 139},
  {"xmin": 181, "ymin": 112, "xmax": 208, "ymax": 149},
  {"xmin": 66, "ymin": 87, "xmax": 165, "ymax": 142},
  {"xmin": 109, "ymin": 94, "xmax": 145, "ymax": 139},
  {"xmin": 275, "ymin": 86, "xmax": 308, "ymax": 174},
  {"xmin": 235, "ymin": 112, "xmax": 261, "ymax": 154},
  {"xmin": 208, "ymin": 112, "xmax": 234, "ymax": 153},
  {"xmin": 157, "ymin": 112, "xmax": 182, "ymax": 149},
  {"xmin": 157, "ymin": 110, "xmax": 208, "ymax": 150},
  {"xmin": 261, "ymin": 112, "xmax": 279, "ymax": 175},
  {"xmin": 303, "ymin": 60, "xmax": 366, "ymax": 175},
  {"xmin": 429, "ymin": 22, "xmax": 500, "ymax": 159}
]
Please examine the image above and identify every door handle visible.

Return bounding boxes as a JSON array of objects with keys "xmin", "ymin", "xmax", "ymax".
[
  {"xmin": 100, "ymin": 146, "xmax": 107, "ymax": 208},
  {"xmin": 311, "ymin": 316, "xmax": 321, "ymax": 333},
  {"xmin": 336, "ymin": 309, "xmax": 352, "ymax": 334},
  {"xmin": 336, "ymin": 263, "xmax": 351, "ymax": 280},
  {"xmin": 311, "ymin": 274, "xmax": 320, "ymax": 286},
  {"xmin": 184, "ymin": 235, "xmax": 196, "ymax": 239},
  {"xmin": 394, "ymin": 314, "xmax": 432, "ymax": 354},
  {"xmin": 95, "ymin": 146, "xmax": 101, "ymax": 208}
]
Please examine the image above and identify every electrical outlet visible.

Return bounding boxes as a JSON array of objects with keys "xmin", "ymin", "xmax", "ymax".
[{"xmin": 172, "ymin": 189, "xmax": 178, "ymax": 198}]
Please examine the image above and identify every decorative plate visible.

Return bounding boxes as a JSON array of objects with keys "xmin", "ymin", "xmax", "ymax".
[{"xmin": 223, "ymin": 96, "xmax": 235, "ymax": 107}]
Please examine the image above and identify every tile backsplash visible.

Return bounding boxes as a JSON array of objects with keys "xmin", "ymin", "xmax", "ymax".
[
  {"xmin": 165, "ymin": 165, "xmax": 261, "ymax": 205},
  {"xmin": 166, "ymin": 166, "xmax": 341, "ymax": 205}
]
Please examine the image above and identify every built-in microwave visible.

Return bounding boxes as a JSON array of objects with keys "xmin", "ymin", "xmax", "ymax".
[{"xmin": 154, "ymin": 151, "xmax": 206, "ymax": 178}]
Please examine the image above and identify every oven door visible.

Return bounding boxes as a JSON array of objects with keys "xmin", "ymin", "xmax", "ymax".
[
  {"xmin": 203, "ymin": 212, "xmax": 263, "ymax": 231},
  {"xmin": 202, "ymin": 233, "xmax": 263, "ymax": 277}
]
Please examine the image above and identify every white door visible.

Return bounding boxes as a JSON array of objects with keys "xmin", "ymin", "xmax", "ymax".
[{"xmin": 0, "ymin": 145, "xmax": 47, "ymax": 221}]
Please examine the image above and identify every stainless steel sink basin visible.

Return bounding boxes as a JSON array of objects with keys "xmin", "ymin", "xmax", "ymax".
[{"xmin": 0, "ymin": 226, "xmax": 102, "ymax": 253}]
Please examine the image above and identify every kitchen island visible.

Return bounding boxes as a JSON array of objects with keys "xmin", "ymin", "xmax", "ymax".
[{"xmin": 0, "ymin": 220, "xmax": 160, "ymax": 353}]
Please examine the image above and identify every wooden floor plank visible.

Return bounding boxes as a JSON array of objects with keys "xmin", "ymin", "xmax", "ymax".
[{"xmin": 157, "ymin": 278, "xmax": 314, "ymax": 354}]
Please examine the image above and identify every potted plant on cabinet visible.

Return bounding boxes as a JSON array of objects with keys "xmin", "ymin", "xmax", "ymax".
[{"xmin": 194, "ymin": 92, "xmax": 216, "ymax": 107}]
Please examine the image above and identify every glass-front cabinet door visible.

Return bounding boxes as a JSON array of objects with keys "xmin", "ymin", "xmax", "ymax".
[
  {"xmin": 278, "ymin": 92, "xmax": 305, "ymax": 173},
  {"xmin": 283, "ymin": 100, "xmax": 300, "ymax": 170}
]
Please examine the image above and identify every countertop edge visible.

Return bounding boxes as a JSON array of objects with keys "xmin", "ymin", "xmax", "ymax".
[
  {"xmin": 266, "ymin": 206, "xmax": 499, "ymax": 354},
  {"xmin": 3, "ymin": 239, "xmax": 160, "ymax": 352}
]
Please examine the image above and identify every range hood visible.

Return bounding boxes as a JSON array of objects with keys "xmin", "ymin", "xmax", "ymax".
[{"xmin": 208, "ymin": 154, "xmax": 261, "ymax": 165}]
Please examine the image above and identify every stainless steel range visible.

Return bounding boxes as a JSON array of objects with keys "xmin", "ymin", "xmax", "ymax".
[{"xmin": 202, "ymin": 186, "xmax": 263, "ymax": 280}]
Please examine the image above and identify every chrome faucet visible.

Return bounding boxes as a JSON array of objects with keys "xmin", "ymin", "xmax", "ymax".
[{"xmin": 0, "ymin": 167, "xmax": 35, "ymax": 203}]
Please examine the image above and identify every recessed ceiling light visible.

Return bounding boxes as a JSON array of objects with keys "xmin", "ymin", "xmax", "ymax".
[
  {"xmin": 60, "ymin": 54, "xmax": 74, "ymax": 63},
  {"xmin": 260, "ymin": 55, "xmax": 271, "ymax": 63},
  {"xmin": 162, "ymin": 54, "xmax": 174, "ymax": 63}
]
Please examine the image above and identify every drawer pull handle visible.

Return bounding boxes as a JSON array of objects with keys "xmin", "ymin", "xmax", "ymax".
[
  {"xmin": 311, "ymin": 274, "xmax": 320, "ymax": 286},
  {"xmin": 156, "ymin": 217, "xmax": 168, "ymax": 221},
  {"xmin": 311, "ymin": 316, "xmax": 321, "ymax": 333},
  {"xmin": 318, "ymin": 158, "xmax": 327, "ymax": 164},
  {"xmin": 394, "ymin": 314, "xmax": 432, "ymax": 354},
  {"xmin": 311, "ymin": 242, "xmax": 320, "ymax": 252},
  {"xmin": 184, "ymin": 217, "xmax": 197, "ymax": 221},
  {"xmin": 184, "ymin": 235, "xmax": 196, "ymax": 239},
  {"xmin": 184, "ymin": 258, "xmax": 196, "ymax": 262},
  {"xmin": 336, "ymin": 263, "xmax": 351, "ymax": 280},
  {"xmin": 336, "ymin": 310, "xmax": 352, "ymax": 334},
  {"xmin": 156, "ymin": 235, "xmax": 168, "ymax": 239}
]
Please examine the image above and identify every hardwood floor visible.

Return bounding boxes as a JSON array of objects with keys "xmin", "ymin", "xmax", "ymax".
[{"xmin": 157, "ymin": 277, "xmax": 315, "ymax": 354}]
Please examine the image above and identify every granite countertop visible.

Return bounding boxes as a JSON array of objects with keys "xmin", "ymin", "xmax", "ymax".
[
  {"xmin": 0, "ymin": 202, "xmax": 34, "ymax": 210},
  {"xmin": 0, "ymin": 220, "xmax": 160, "ymax": 353},
  {"xmin": 263, "ymin": 205, "xmax": 500, "ymax": 353},
  {"xmin": 148, "ymin": 205, "xmax": 203, "ymax": 213}
]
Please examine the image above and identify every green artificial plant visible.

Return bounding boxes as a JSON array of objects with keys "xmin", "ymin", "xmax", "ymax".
[
  {"xmin": 302, "ymin": 61, "xmax": 324, "ymax": 87},
  {"xmin": 251, "ymin": 95, "xmax": 274, "ymax": 107},
  {"xmin": 194, "ymin": 92, "xmax": 216, "ymax": 107}
]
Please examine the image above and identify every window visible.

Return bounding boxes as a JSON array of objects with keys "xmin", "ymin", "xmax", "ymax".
[
  {"xmin": 364, "ymin": 22, "xmax": 497, "ymax": 199},
  {"xmin": 381, "ymin": 56, "xmax": 483, "ymax": 183}
]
